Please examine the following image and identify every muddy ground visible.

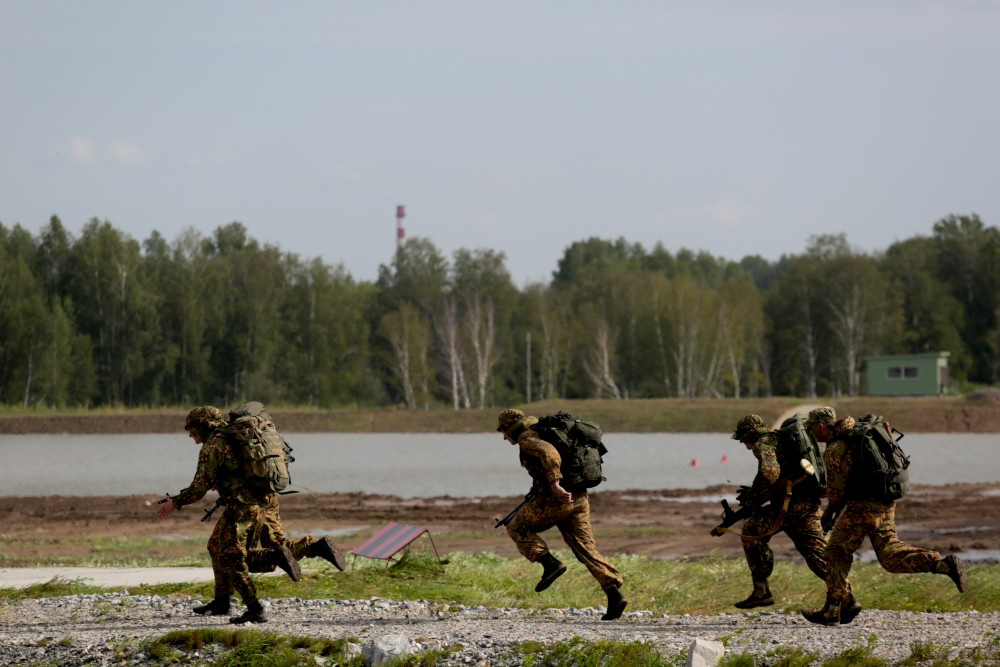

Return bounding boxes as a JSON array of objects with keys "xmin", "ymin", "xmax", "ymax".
[{"xmin": 2, "ymin": 483, "xmax": 998, "ymax": 566}]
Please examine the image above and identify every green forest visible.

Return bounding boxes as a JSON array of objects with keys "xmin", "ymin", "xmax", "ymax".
[{"xmin": 0, "ymin": 213, "xmax": 997, "ymax": 410}]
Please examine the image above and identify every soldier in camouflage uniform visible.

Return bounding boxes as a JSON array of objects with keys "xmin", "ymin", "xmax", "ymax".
[
  {"xmin": 801, "ymin": 406, "xmax": 969, "ymax": 626},
  {"xmin": 249, "ymin": 495, "xmax": 347, "ymax": 572},
  {"xmin": 226, "ymin": 402, "xmax": 347, "ymax": 574},
  {"xmin": 727, "ymin": 415, "xmax": 828, "ymax": 610},
  {"xmin": 157, "ymin": 406, "xmax": 302, "ymax": 624},
  {"xmin": 496, "ymin": 408, "xmax": 627, "ymax": 621}
]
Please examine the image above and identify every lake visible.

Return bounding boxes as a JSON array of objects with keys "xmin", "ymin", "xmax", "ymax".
[{"xmin": 1, "ymin": 432, "xmax": 996, "ymax": 497}]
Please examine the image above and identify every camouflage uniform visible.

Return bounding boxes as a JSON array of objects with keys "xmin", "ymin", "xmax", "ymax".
[
  {"xmin": 738, "ymin": 431, "xmax": 827, "ymax": 584},
  {"xmin": 251, "ymin": 496, "xmax": 335, "ymax": 564},
  {"xmin": 727, "ymin": 415, "xmax": 826, "ymax": 609},
  {"xmin": 802, "ymin": 406, "xmax": 967, "ymax": 626},
  {"xmin": 224, "ymin": 401, "xmax": 346, "ymax": 573},
  {"xmin": 823, "ymin": 416, "xmax": 941, "ymax": 602},
  {"xmin": 498, "ymin": 410, "xmax": 623, "ymax": 592},
  {"xmin": 170, "ymin": 406, "xmax": 306, "ymax": 622},
  {"xmin": 171, "ymin": 422, "xmax": 273, "ymax": 607}
]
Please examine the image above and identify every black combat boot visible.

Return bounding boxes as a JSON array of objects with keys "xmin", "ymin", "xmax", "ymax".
[
  {"xmin": 801, "ymin": 597, "xmax": 841, "ymax": 626},
  {"xmin": 534, "ymin": 552, "xmax": 567, "ymax": 592},
  {"xmin": 230, "ymin": 601, "xmax": 267, "ymax": 624},
  {"xmin": 601, "ymin": 584, "xmax": 628, "ymax": 621},
  {"xmin": 192, "ymin": 596, "xmax": 231, "ymax": 616},
  {"xmin": 941, "ymin": 554, "xmax": 968, "ymax": 593},
  {"xmin": 734, "ymin": 580, "xmax": 774, "ymax": 609},
  {"xmin": 309, "ymin": 536, "xmax": 347, "ymax": 571},
  {"xmin": 839, "ymin": 592, "xmax": 863, "ymax": 624},
  {"xmin": 270, "ymin": 545, "xmax": 302, "ymax": 582}
]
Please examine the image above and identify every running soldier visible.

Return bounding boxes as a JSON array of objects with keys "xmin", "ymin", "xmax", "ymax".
[
  {"xmin": 801, "ymin": 406, "xmax": 968, "ymax": 626},
  {"xmin": 496, "ymin": 408, "xmax": 627, "ymax": 621},
  {"xmin": 226, "ymin": 401, "xmax": 347, "ymax": 574},
  {"xmin": 157, "ymin": 406, "xmax": 301, "ymax": 624},
  {"xmin": 728, "ymin": 414, "xmax": 828, "ymax": 609}
]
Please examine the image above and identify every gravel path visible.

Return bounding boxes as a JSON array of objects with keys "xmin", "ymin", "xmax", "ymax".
[{"xmin": 2, "ymin": 594, "xmax": 998, "ymax": 665}]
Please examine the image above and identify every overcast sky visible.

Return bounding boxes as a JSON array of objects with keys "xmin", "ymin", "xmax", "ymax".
[{"xmin": 2, "ymin": 2, "xmax": 998, "ymax": 286}]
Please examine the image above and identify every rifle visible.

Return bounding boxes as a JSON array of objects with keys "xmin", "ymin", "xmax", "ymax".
[
  {"xmin": 201, "ymin": 497, "xmax": 224, "ymax": 523},
  {"xmin": 710, "ymin": 459, "xmax": 816, "ymax": 537},
  {"xmin": 494, "ymin": 491, "xmax": 536, "ymax": 529}
]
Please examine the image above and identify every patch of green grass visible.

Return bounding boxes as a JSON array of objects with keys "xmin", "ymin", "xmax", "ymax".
[
  {"xmin": 606, "ymin": 524, "xmax": 670, "ymax": 538},
  {"xmin": 146, "ymin": 628, "xmax": 361, "ymax": 665},
  {"xmin": 958, "ymin": 631, "xmax": 1000, "ymax": 665},
  {"xmin": 142, "ymin": 628, "xmax": 464, "ymax": 666},
  {"xmin": 3, "ymin": 552, "xmax": 996, "ymax": 617},
  {"xmin": 518, "ymin": 636, "xmax": 684, "ymax": 667},
  {"xmin": 0, "ymin": 534, "xmax": 208, "ymax": 568},
  {"xmin": 0, "ymin": 576, "xmax": 213, "ymax": 601},
  {"xmin": 896, "ymin": 639, "xmax": 959, "ymax": 666},
  {"xmin": 25, "ymin": 626, "xmax": 1000, "ymax": 667},
  {"xmin": 0, "ymin": 577, "xmax": 110, "ymax": 600},
  {"xmin": 819, "ymin": 636, "xmax": 887, "ymax": 667},
  {"xmin": 757, "ymin": 645, "xmax": 820, "ymax": 667}
]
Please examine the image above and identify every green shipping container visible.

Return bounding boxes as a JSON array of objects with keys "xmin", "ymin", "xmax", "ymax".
[{"xmin": 865, "ymin": 352, "xmax": 950, "ymax": 396}]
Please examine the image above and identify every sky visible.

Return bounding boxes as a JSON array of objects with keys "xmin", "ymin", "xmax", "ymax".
[{"xmin": 2, "ymin": 2, "xmax": 998, "ymax": 286}]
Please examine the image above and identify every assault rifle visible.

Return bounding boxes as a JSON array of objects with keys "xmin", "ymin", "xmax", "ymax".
[
  {"xmin": 494, "ymin": 491, "xmax": 536, "ymax": 529},
  {"xmin": 157, "ymin": 493, "xmax": 224, "ymax": 523},
  {"xmin": 709, "ymin": 459, "xmax": 816, "ymax": 537},
  {"xmin": 201, "ymin": 497, "xmax": 224, "ymax": 522}
]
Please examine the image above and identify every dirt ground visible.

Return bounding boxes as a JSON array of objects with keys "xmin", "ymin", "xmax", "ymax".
[{"xmin": 3, "ymin": 483, "xmax": 998, "ymax": 566}]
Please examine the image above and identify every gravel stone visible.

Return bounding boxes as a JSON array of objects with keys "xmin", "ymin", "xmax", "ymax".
[{"xmin": 1, "ymin": 593, "xmax": 997, "ymax": 665}]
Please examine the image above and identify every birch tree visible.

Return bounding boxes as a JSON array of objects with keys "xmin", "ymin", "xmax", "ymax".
[
  {"xmin": 379, "ymin": 303, "xmax": 433, "ymax": 409},
  {"xmin": 580, "ymin": 307, "xmax": 623, "ymax": 399},
  {"xmin": 807, "ymin": 234, "xmax": 898, "ymax": 396},
  {"xmin": 451, "ymin": 248, "xmax": 515, "ymax": 408},
  {"xmin": 437, "ymin": 296, "xmax": 471, "ymax": 409},
  {"xmin": 715, "ymin": 271, "xmax": 764, "ymax": 398}
]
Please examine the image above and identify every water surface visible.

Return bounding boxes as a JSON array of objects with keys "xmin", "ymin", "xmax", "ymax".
[{"xmin": 1, "ymin": 432, "xmax": 995, "ymax": 497}]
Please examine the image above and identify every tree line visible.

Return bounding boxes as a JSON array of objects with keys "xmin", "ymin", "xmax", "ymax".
[{"xmin": 1, "ymin": 214, "xmax": 997, "ymax": 409}]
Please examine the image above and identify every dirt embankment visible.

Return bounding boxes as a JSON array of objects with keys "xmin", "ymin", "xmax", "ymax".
[{"xmin": 2, "ymin": 483, "xmax": 998, "ymax": 566}]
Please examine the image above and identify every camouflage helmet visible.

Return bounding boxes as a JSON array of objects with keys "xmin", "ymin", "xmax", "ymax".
[
  {"xmin": 731, "ymin": 414, "xmax": 769, "ymax": 441},
  {"xmin": 184, "ymin": 406, "xmax": 225, "ymax": 432},
  {"xmin": 807, "ymin": 406, "xmax": 837, "ymax": 427},
  {"xmin": 496, "ymin": 408, "xmax": 526, "ymax": 433}
]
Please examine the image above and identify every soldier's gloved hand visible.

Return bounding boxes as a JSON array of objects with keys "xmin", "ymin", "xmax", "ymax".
[{"xmin": 736, "ymin": 485, "xmax": 752, "ymax": 505}]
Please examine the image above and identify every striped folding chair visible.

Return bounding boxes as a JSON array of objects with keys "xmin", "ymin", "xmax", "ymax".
[{"xmin": 350, "ymin": 522, "xmax": 443, "ymax": 570}]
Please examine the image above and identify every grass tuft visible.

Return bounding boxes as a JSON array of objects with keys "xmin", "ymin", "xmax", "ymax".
[
  {"xmin": 149, "ymin": 628, "xmax": 361, "ymax": 665},
  {"xmin": 518, "ymin": 636, "xmax": 683, "ymax": 667},
  {"xmin": 3, "ymin": 553, "xmax": 996, "ymax": 616}
]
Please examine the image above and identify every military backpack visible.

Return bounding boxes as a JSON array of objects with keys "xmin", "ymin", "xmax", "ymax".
[
  {"xmin": 846, "ymin": 414, "xmax": 909, "ymax": 501},
  {"xmin": 217, "ymin": 401, "xmax": 295, "ymax": 498},
  {"xmin": 531, "ymin": 411, "xmax": 608, "ymax": 493},
  {"xmin": 773, "ymin": 413, "xmax": 827, "ymax": 498}
]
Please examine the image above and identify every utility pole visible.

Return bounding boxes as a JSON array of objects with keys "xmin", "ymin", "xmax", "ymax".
[{"xmin": 525, "ymin": 331, "xmax": 532, "ymax": 403}]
